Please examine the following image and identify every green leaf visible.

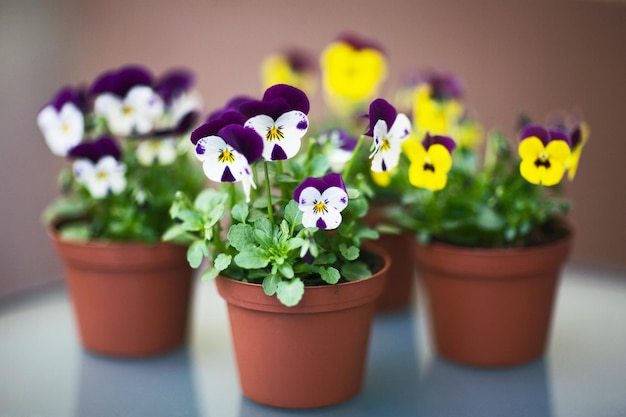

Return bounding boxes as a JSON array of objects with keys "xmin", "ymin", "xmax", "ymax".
[
  {"xmin": 319, "ymin": 266, "xmax": 340, "ymax": 284},
  {"xmin": 284, "ymin": 200, "xmax": 302, "ymax": 226},
  {"xmin": 194, "ymin": 188, "xmax": 227, "ymax": 212},
  {"xmin": 339, "ymin": 243, "xmax": 360, "ymax": 261},
  {"xmin": 347, "ymin": 188, "xmax": 360, "ymax": 199},
  {"xmin": 254, "ymin": 217, "xmax": 274, "ymax": 239},
  {"xmin": 276, "ymin": 173, "xmax": 299, "ymax": 183},
  {"xmin": 213, "ymin": 253, "xmax": 232, "ymax": 271},
  {"xmin": 278, "ymin": 263, "xmax": 294, "ymax": 279},
  {"xmin": 162, "ymin": 224, "xmax": 194, "ymax": 243},
  {"xmin": 357, "ymin": 227, "xmax": 380, "ymax": 240},
  {"xmin": 187, "ymin": 240, "xmax": 209, "ymax": 269},
  {"xmin": 227, "ymin": 223, "xmax": 256, "ymax": 250},
  {"xmin": 286, "ymin": 237, "xmax": 305, "ymax": 251},
  {"xmin": 234, "ymin": 247, "xmax": 269, "ymax": 269},
  {"xmin": 341, "ymin": 261, "xmax": 371, "ymax": 281},
  {"xmin": 279, "ymin": 220, "xmax": 290, "ymax": 238},
  {"xmin": 201, "ymin": 268, "xmax": 220, "ymax": 281},
  {"xmin": 58, "ymin": 223, "xmax": 91, "ymax": 241},
  {"xmin": 307, "ymin": 154, "xmax": 330, "ymax": 177},
  {"xmin": 231, "ymin": 202, "xmax": 249, "ymax": 224},
  {"xmin": 276, "ymin": 278, "xmax": 305, "ymax": 307},
  {"xmin": 262, "ymin": 275, "xmax": 281, "ymax": 296},
  {"xmin": 177, "ymin": 209, "xmax": 204, "ymax": 231}
]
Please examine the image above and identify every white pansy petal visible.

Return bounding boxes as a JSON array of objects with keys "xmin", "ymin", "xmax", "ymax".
[
  {"xmin": 37, "ymin": 105, "xmax": 57, "ymax": 133},
  {"xmin": 245, "ymin": 115, "xmax": 276, "ymax": 159},
  {"xmin": 157, "ymin": 139, "xmax": 178, "ymax": 165},
  {"xmin": 301, "ymin": 208, "xmax": 320, "ymax": 228},
  {"xmin": 240, "ymin": 168, "xmax": 257, "ymax": 203},
  {"xmin": 95, "ymin": 94, "xmax": 133, "ymax": 136},
  {"xmin": 372, "ymin": 119, "xmax": 389, "ymax": 146},
  {"xmin": 319, "ymin": 208, "xmax": 342, "ymax": 230},
  {"xmin": 126, "ymin": 86, "xmax": 164, "ymax": 117},
  {"xmin": 171, "ymin": 92, "xmax": 203, "ymax": 123},
  {"xmin": 73, "ymin": 159, "xmax": 95, "ymax": 182},
  {"xmin": 371, "ymin": 147, "xmax": 401, "ymax": 172},
  {"xmin": 388, "ymin": 113, "xmax": 412, "ymax": 142},
  {"xmin": 297, "ymin": 186, "xmax": 322, "ymax": 208},
  {"xmin": 195, "ymin": 135, "xmax": 226, "ymax": 161},
  {"xmin": 136, "ymin": 141, "xmax": 158, "ymax": 166},
  {"xmin": 329, "ymin": 149, "xmax": 353, "ymax": 172},
  {"xmin": 322, "ymin": 186, "xmax": 349, "ymax": 212}
]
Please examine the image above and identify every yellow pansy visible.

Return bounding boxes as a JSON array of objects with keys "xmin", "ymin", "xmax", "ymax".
[
  {"xmin": 518, "ymin": 125, "xmax": 572, "ymax": 186},
  {"xmin": 261, "ymin": 52, "xmax": 316, "ymax": 96},
  {"xmin": 412, "ymin": 84, "xmax": 464, "ymax": 139},
  {"xmin": 403, "ymin": 134, "xmax": 456, "ymax": 191}
]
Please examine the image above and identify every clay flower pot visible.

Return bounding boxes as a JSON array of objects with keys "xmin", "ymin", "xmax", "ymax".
[
  {"xmin": 414, "ymin": 231, "xmax": 573, "ymax": 367},
  {"xmin": 364, "ymin": 203, "xmax": 416, "ymax": 312},
  {"xmin": 49, "ymin": 229, "xmax": 194, "ymax": 357},
  {"xmin": 216, "ymin": 245, "xmax": 390, "ymax": 409}
]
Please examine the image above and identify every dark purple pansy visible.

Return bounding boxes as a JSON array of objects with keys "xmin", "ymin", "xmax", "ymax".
[
  {"xmin": 89, "ymin": 65, "xmax": 153, "ymax": 97},
  {"xmin": 364, "ymin": 98, "xmax": 397, "ymax": 137},
  {"xmin": 239, "ymin": 84, "xmax": 310, "ymax": 120},
  {"xmin": 284, "ymin": 48, "xmax": 317, "ymax": 73},
  {"xmin": 416, "ymin": 69, "xmax": 464, "ymax": 101},
  {"xmin": 191, "ymin": 111, "xmax": 247, "ymax": 145},
  {"xmin": 68, "ymin": 136, "xmax": 122, "ymax": 162},
  {"xmin": 155, "ymin": 69, "xmax": 194, "ymax": 104},
  {"xmin": 206, "ymin": 96, "xmax": 255, "ymax": 123},
  {"xmin": 47, "ymin": 86, "xmax": 85, "ymax": 112},
  {"xmin": 422, "ymin": 133, "xmax": 457, "ymax": 154},
  {"xmin": 520, "ymin": 125, "xmax": 571, "ymax": 147},
  {"xmin": 293, "ymin": 172, "xmax": 347, "ymax": 204}
]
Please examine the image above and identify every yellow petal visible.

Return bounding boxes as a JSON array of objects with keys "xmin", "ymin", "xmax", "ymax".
[
  {"xmin": 540, "ymin": 161, "xmax": 566, "ymax": 186},
  {"xmin": 371, "ymin": 170, "xmax": 392, "ymax": 187},
  {"xmin": 401, "ymin": 137, "xmax": 426, "ymax": 163},
  {"xmin": 566, "ymin": 145, "xmax": 583, "ymax": 180},
  {"xmin": 518, "ymin": 137, "xmax": 545, "ymax": 160},
  {"xmin": 427, "ymin": 144, "xmax": 453, "ymax": 174},
  {"xmin": 520, "ymin": 159, "xmax": 542, "ymax": 185},
  {"xmin": 545, "ymin": 140, "xmax": 572, "ymax": 164}
]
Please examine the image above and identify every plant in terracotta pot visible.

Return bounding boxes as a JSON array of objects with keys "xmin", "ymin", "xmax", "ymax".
[
  {"xmin": 166, "ymin": 83, "xmax": 433, "ymax": 408},
  {"xmin": 37, "ymin": 65, "xmax": 205, "ymax": 357},
  {"xmin": 388, "ymin": 105, "xmax": 590, "ymax": 367}
]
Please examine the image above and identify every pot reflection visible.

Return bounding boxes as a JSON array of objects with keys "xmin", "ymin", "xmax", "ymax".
[
  {"xmin": 74, "ymin": 348, "xmax": 200, "ymax": 417},
  {"xmin": 238, "ymin": 310, "xmax": 420, "ymax": 416},
  {"xmin": 416, "ymin": 358, "xmax": 553, "ymax": 417}
]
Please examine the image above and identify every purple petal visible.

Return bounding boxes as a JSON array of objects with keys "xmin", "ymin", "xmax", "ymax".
[
  {"xmin": 148, "ymin": 111, "xmax": 199, "ymax": 138},
  {"xmin": 430, "ymin": 135, "xmax": 457, "ymax": 154},
  {"xmin": 221, "ymin": 166, "xmax": 236, "ymax": 182},
  {"xmin": 239, "ymin": 98, "xmax": 289, "ymax": 121},
  {"xmin": 262, "ymin": 84, "xmax": 310, "ymax": 115},
  {"xmin": 336, "ymin": 32, "xmax": 385, "ymax": 53},
  {"xmin": 270, "ymin": 144, "xmax": 288, "ymax": 161},
  {"xmin": 284, "ymin": 48, "xmax": 316, "ymax": 73},
  {"xmin": 219, "ymin": 125, "xmax": 264, "ymax": 164},
  {"xmin": 337, "ymin": 130, "xmax": 358, "ymax": 151},
  {"xmin": 191, "ymin": 120, "xmax": 227, "ymax": 145},
  {"xmin": 520, "ymin": 125, "xmax": 551, "ymax": 145},
  {"xmin": 364, "ymin": 99, "xmax": 397, "ymax": 137},
  {"xmin": 570, "ymin": 126, "xmax": 582, "ymax": 148},
  {"xmin": 322, "ymin": 172, "xmax": 347, "ymax": 193},
  {"xmin": 549, "ymin": 129, "xmax": 572, "ymax": 147},
  {"xmin": 89, "ymin": 65, "xmax": 153, "ymax": 97},
  {"xmin": 68, "ymin": 136, "xmax": 122, "ymax": 162},
  {"xmin": 206, "ymin": 96, "xmax": 256, "ymax": 122},
  {"xmin": 294, "ymin": 177, "xmax": 327, "ymax": 202},
  {"xmin": 316, "ymin": 218, "xmax": 327, "ymax": 229},
  {"xmin": 155, "ymin": 69, "xmax": 194, "ymax": 104},
  {"xmin": 50, "ymin": 86, "xmax": 83, "ymax": 111}
]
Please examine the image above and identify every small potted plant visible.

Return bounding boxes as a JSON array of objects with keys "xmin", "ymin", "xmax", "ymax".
[
  {"xmin": 166, "ymin": 83, "xmax": 429, "ymax": 408},
  {"xmin": 38, "ymin": 65, "xmax": 205, "ymax": 357},
  {"xmin": 389, "ymin": 104, "xmax": 589, "ymax": 367}
]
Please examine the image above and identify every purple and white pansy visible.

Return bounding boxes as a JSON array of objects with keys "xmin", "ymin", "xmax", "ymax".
[
  {"xmin": 240, "ymin": 84, "xmax": 310, "ymax": 161},
  {"xmin": 294, "ymin": 173, "xmax": 349, "ymax": 230},
  {"xmin": 318, "ymin": 129, "xmax": 358, "ymax": 172},
  {"xmin": 91, "ymin": 66, "xmax": 165, "ymax": 136},
  {"xmin": 191, "ymin": 117, "xmax": 264, "ymax": 202},
  {"xmin": 365, "ymin": 98, "xmax": 411, "ymax": 172},
  {"xmin": 69, "ymin": 136, "xmax": 127, "ymax": 199},
  {"xmin": 37, "ymin": 87, "xmax": 85, "ymax": 157}
]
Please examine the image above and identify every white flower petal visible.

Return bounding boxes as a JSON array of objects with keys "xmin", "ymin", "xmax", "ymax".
[
  {"xmin": 171, "ymin": 92, "xmax": 203, "ymax": 124},
  {"xmin": 37, "ymin": 104, "xmax": 84, "ymax": 156},
  {"xmin": 95, "ymin": 94, "xmax": 133, "ymax": 136},
  {"xmin": 318, "ymin": 208, "xmax": 342, "ymax": 230},
  {"xmin": 388, "ymin": 113, "xmax": 412, "ymax": 142},
  {"xmin": 297, "ymin": 186, "xmax": 322, "ymax": 208},
  {"xmin": 321, "ymin": 186, "xmax": 349, "ymax": 212}
]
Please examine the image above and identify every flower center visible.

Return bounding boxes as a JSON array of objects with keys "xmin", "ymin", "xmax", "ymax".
[
  {"xmin": 266, "ymin": 125, "xmax": 285, "ymax": 142},
  {"xmin": 381, "ymin": 137, "xmax": 391, "ymax": 151},
  {"xmin": 423, "ymin": 162, "xmax": 435, "ymax": 172},
  {"xmin": 313, "ymin": 200, "xmax": 328, "ymax": 214},
  {"xmin": 122, "ymin": 105, "xmax": 134, "ymax": 116},
  {"xmin": 96, "ymin": 170, "xmax": 108, "ymax": 180},
  {"xmin": 61, "ymin": 123, "xmax": 70, "ymax": 133},
  {"xmin": 218, "ymin": 148, "xmax": 235, "ymax": 163},
  {"xmin": 534, "ymin": 152, "xmax": 551, "ymax": 168}
]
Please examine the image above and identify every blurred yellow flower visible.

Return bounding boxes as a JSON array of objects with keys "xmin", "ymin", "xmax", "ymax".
[{"xmin": 261, "ymin": 50, "xmax": 317, "ymax": 96}]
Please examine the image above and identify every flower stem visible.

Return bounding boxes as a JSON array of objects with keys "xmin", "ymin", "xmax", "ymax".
[
  {"xmin": 264, "ymin": 161, "xmax": 275, "ymax": 223},
  {"xmin": 343, "ymin": 134, "xmax": 366, "ymax": 180}
]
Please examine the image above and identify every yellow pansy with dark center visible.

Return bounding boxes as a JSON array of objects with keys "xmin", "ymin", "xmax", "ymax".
[
  {"xmin": 518, "ymin": 125, "xmax": 571, "ymax": 186},
  {"xmin": 402, "ymin": 133, "xmax": 456, "ymax": 191}
]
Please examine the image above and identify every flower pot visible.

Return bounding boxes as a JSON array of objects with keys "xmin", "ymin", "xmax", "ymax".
[
  {"xmin": 364, "ymin": 203, "xmax": 415, "ymax": 312},
  {"xmin": 49, "ymin": 229, "xmax": 194, "ymax": 357},
  {"xmin": 216, "ymin": 245, "xmax": 390, "ymax": 409},
  {"xmin": 414, "ymin": 231, "xmax": 573, "ymax": 367}
]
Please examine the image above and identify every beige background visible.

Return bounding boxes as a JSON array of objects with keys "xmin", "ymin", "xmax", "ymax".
[{"xmin": 1, "ymin": 0, "xmax": 625, "ymax": 297}]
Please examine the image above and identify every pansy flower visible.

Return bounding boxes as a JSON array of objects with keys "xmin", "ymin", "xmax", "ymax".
[
  {"xmin": 37, "ymin": 87, "xmax": 85, "ymax": 156},
  {"xmin": 136, "ymin": 138, "xmax": 178, "ymax": 166},
  {"xmin": 320, "ymin": 33, "xmax": 387, "ymax": 107},
  {"xmin": 191, "ymin": 118, "xmax": 264, "ymax": 202},
  {"xmin": 317, "ymin": 129, "xmax": 358, "ymax": 172},
  {"xmin": 403, "ymin": 133, "xmax": 456, "ymax": 191},
  {"xmin": 261, "ymin": 48, "xmax": 317, "ymax": 95},
  {"xmin": 294, "ymin": 173, "xmax": 349, "ymax": 230},
  {"xmin": 240, "ymin": 84, "xmax": 309, "ymax": 161},
  {"xmin": 565, "ymin": 122, "xmax": 590, "ymax": 180},
  {"xmin": 365, "ymin": 98, "xmax": 412, "ymax": 173},
  {"xmin": 69, "ymin": 136, "xmax": 127, "ymax": 198},
  {"xmin": 518, "ymin": 125, "xmax": 572, "ymax": 186},
  {"xmin": 91, "ymin": 65, "xmax": 164, "ymax": 136},
  {"xmin": 155, "ymin": 69, "xmax": 202, "ymax": 128}
]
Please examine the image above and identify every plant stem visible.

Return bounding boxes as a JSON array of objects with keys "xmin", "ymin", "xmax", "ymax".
[
  {"xmin": 264, "ymin": 161, "xmax": 275, "ymax": 223},
  {"xmin": 343, "ymin": 134, "xmax": 366, "ymax": 181},
  {"xmin": 229, "ymin": 182, "xmax": 237, "ymax": 211}
]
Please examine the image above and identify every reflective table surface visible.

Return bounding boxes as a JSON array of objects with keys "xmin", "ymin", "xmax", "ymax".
[{"xmin": 1, "ymin": 263, "xmax": 625, "ymax": 417}]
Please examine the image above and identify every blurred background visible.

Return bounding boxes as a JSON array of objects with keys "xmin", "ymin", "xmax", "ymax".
[{"xmin": 1, "ymin": 0, "xmax": 625, "ymax": 297}]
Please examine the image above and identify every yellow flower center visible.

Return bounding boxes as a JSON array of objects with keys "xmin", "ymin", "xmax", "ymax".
[
  {"xmin": 61, "ymin": 123, "xmax": 70, "ymax": 133},
  {"xmin": 313, "ymin": 200, "xmax": 328, "ymax": 215},
  {"xmin": 266, "ymin": 125, "xmax": 284, "ymax": 142},
  {"xmin": 218, "ymin": 148, "xmax": 235, "ymax": 163},
  {"xmin": 122, "ymin": 105, "xmax": 133, "ymax": 115},
  {"xmin": 380, "ymin": 137, "xmax": 391, "ymax": 151},
  {"xmin": 535, "ymin": 152, "xmax": 551, "ymax": 168},
  {"xmin": 96, "ymin": 171, "xmax": 108, "ymax": 180}
]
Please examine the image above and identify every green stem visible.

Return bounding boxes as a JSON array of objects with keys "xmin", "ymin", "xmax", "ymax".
[
  {"xmin": 275, "ymin": 160, "xmax": 289, "ymax": 200},
  {"xmin": 264, "ymin": 161, "xmax": 275, "ymax": 223},
  {"xmin": 343, "ymin": 134, "xmax": 366, "ymax": 181},
  {"xmin": 229, "ymin": 182, "xmax": 237, "ymax": 211}
]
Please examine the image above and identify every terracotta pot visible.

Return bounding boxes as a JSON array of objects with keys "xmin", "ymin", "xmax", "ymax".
[
  {"xmin": 364, "ymin": 203, "xmax": 415, "ymax": 312},
  {"xmin": 414, "ymin": 231, "xmax": 573, "ymax": 367},
  {"xmin": 216, "ymin": 245, "xmax": 390, "ymax": 409},
  {"xmin": 49, "ymin": 229, "xmax": 194, "ymax": 357}
]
